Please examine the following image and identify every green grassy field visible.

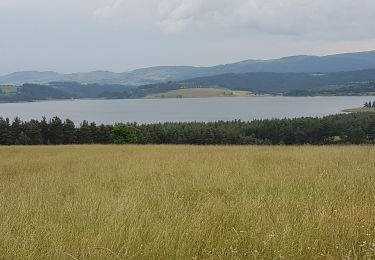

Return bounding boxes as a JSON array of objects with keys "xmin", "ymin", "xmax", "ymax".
[
  {"xmin": 0, "ymin": 146, "xmax": 374, "ymax": 259},
  {"xmin": 146, "ymin": 87, "xmax": 254, "ymax": 98},
  {"xmin": 0, "ymin": 85, "xmax": 19, "ymax": 95},
  {"xmin": 343, "ymin": 107, "xmax": 375, "ymax": 113}
]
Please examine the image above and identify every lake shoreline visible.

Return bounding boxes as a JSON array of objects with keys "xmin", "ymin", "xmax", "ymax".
[
  {"xmin": 2, "ymin": 94, "xmax": 375, "ymax": 105},
  {"xmin": 1, "ymin": 96, "xmax": 375, "ymax": 125}
]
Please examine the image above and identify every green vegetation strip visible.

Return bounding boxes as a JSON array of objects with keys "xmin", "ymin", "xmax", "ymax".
[{"xmin": 343, "ymin": 107, "xmax": 375, "ymax": 113}]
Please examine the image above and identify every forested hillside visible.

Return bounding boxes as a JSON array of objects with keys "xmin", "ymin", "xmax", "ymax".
[
  {"xmin": 183, "ymin": 69, "xmax": 375, "ymax": 93},
  {"xmin": 0, "ymin": 82, "xmax": 133, "ymax": 102},
  {"xmin": 285, "ymin": 82, "xmax": 375, "ymax": 96}
]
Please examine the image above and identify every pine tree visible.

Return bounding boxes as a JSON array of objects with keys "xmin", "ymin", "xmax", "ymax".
[
  {"xmin": 96, "ymin": 124, "xmax": 112, "ymax": 144},
  {"xmin": 48, "ymin": 117, "xmax": 64, "ymax": 144},
  {"xmin": 11, "ymin": 117, "xmax": 23, "ymax": 143},
  {"xmin": 40, "ymin": 117, "xmax": 49, "ymax": 144},
  {"xmin": 63, "ymin": 119, "xmax": 76, "ymax": 144},
  {"xmin": 77, "ymin": 120, "xmax": 93, "ymax": 144},
  {"xmin": 15, "ymin": 132, "xmax": 32, "ymax": 145},
  {"xmin": 24, "ymin": 120, "xmax": 43, "ymax": 145},
  {"xmin": 0, "ymin": 118, "xmax": 12, "ymax": 145},
  {"xmin": 90, "ymin": 122, "xmax": 98, "ymax": 143}
]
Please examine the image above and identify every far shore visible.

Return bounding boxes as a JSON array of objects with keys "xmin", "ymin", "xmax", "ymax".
[{"xmin": 1, "ymin": 95, "xmax": 375, "ymax": 105}]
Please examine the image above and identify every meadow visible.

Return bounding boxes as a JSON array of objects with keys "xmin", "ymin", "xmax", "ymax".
[
  {"xmin": 0, "ymin": 85, "xmax": 19, "ymax": 95},
  {"xmin": 0, "ymin": 145, "xmax": 374, "ymax": 259}
]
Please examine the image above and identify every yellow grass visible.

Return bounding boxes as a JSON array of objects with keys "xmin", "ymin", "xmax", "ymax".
[
  {"xmin": 146, "ymin": 87, "xmax": 253, "ymax": 98},
  {"xmin": 0, "ymin": 145, "xmax": 375, "ymax": 259}
]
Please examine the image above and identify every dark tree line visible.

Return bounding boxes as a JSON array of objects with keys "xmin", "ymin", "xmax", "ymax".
[
  {"xmin": 1, "ymin": 113, "xmax": 375, "ymax": 145},
  {"xmin": 0, "ymin": 117, "xmax": 112, "ymax": 145},
  {"xmin": 286, "ymin": 82, "xmax": 375, "ymax": 97},
  {"xmin": 364, "ymin": 101, "xmax": 375, "ymax": 108}
]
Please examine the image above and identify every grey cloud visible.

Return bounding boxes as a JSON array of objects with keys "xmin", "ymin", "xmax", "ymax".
[
  {"xmin": 93, "ymin": 0, "xmax": 375, "ymax": 39},
  {"xmin": 0, "ymin": 0, "xmax": 375, "ymax": 75}
]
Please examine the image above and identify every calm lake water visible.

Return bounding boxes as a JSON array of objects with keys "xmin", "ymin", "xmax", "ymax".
[{"xmin": 0, "ymin": 96, "xmax": 373, "ymax": 124}]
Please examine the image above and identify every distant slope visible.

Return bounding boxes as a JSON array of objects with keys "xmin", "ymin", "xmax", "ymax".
[
  {"xmin": 0, "ymin": 71, "xmax": 123, "ymax": 86},
  {"xmin": 182, "ymin": 69, "xmax": 375, "ymax": 93},
  {"xmin": 0, "ymin": 82, "xmax": 133, "ymax": 102},
  {"xmin": 285, "ymin": 82, "xmax": 375, "ymax": 96},
  {"xmin": 0, "ymin": 84, "xmax": 73, "ymax": 102},
  {"xmin": 1, "ymin": 50, "xmax": 375, "ymax": 85},
  {"xmin": 215, "ymin": 51, "xmax": 375, "ymax": 74},
  {"xmin": 0, "ymin": 71, "xmax": 61, "ymax": 85},
  {"xmin": 48, "ymin": 81, "xmax": 133, "ymax": 98}
]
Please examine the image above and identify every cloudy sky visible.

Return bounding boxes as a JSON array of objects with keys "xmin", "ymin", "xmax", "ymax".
[{"xmin": 1, "ymin": 0, "xmax": 375, "ymax": 75}]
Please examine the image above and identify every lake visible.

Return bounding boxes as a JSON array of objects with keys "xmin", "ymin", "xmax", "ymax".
[{"xmin": 0, "ymin": 96, "xmax": 373, "ymax": 124}]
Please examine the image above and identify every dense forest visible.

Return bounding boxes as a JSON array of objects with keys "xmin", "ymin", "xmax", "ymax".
[
  {"xmin": 285, "ymin": 82, "xmax": 375, "ymax": 96},
  {"xmin": 0, "ymin": 113, "xmax": 374, "ymax": 145},
  {"xmin": 182, "ymin": 69, "xmax": 375, "ymax": 93}
]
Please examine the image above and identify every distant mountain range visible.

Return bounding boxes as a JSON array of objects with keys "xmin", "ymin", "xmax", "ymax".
[{"xmin": 2, "ymin": 50, "xmax": 375, "ymax": 86}]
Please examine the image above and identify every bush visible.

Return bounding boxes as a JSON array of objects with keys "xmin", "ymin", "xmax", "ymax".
[{"xmin": 111, "ymin": 124, "xmax": 142, "ymax": 144}]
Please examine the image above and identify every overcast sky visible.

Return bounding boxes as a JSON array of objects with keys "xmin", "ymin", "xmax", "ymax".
[{"xmin": 1, "ymin": 0, "xmax": 375, "ymax": 75}]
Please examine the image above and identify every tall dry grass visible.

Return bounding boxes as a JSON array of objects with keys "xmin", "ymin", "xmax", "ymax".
[{"xmin": 0, "ymin": 145, "xmax": 374, "ymax": 259}]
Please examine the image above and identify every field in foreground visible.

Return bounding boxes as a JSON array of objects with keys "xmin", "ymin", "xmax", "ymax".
[{"xmin": 0, "ymin": 146, "xmax": 375, "ymax": 259}]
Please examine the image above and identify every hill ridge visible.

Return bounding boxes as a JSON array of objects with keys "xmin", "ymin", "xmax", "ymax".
[{"xmin": 1, "ymin": 50, "xmax": 375, "ymax": 85}]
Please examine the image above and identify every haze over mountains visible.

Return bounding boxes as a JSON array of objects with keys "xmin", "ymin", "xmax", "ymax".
[{"xmin": 2, "ymin": 50, "xmax": 375, "ymax": 86}]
